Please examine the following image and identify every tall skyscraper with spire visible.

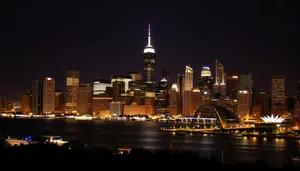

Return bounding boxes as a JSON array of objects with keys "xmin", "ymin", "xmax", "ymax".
[{"xmin": 142, "ymin": 24, "xmax": 156, "ymax": 94}]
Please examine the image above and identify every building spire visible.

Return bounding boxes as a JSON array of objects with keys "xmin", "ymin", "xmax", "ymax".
[{"xmin": 147, "ymin": 24, "xmax": 152, "ymax": 47}]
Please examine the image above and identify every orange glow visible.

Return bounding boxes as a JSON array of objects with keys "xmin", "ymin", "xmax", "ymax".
[{"xmin": 232, "ymin": 76, "xmax": 238, "ymax": 79}]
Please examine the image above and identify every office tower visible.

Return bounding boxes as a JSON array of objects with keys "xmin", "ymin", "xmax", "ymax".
[
  {"xmin": 252, "ymin": 91, "xmax": 268, "ymax": 117},
  {"xmin": 109, "ymin": 101, "xmax": 125, "ymax": 116},
  {"xmin": 77, "ymin": 84, "xmax": 93, "ymax": 114},
  {"xmin": 213, "ymin": 60, "xmax": 226, "ymax": 97},
  {"xmin": 155, "ymin": 77, "xmax": 169, "ymax": 115},
  {"xmin": 111, "ymin": 75, "xmax": 132, "ymax": 94},
  {"xmin": 32, "ymin": 80, "xmax": 43, "ymax": 114},
  {"xmin": 183, "ymin": 66, "xmax": 193, "ymax": 116},
  {"xmin": 271, "ymin": 76, "xmax": 285, "ymax": 105},
  {"xmin": 198, "ymin": 66, "xmax": 213, "ymax": 96},
  {"xmin": 93, "ymin": 79, "xmax": 111, "ymax": 96},
  {"xmin": 55, "ymin": 91, "xmax": 64, "ymax": 113},
  {"xmin": 92, "ymin": 96, "xmax": 113, "ymax": 116},
  {"xmin": 177, "ymin": 74, "xmax": 184, "ymax": 114},
  {"xmin": 161, "ymin": 70, "xmax": 170, "ymax": 82},
  {"xmin": 271, "ymin": 76, "xmax": 286, "ymax": 115},
  {"xmin": 142, "ymin": 24, "xmax": 156, "ymax": 93},
  {"xmin": 21, "ymin": 94, "xmax": 32, "ymax": 114},
  {"xmin": 237, "ymin": 90, "xmax": 251, "ymax": 119},
  {"xmin": 43, "ymin": 77, "xmax": 55, "ymax": 114},
  {"xmin": 192, "ymin": 88, "xmax": 202, "ymax": 114},
  {"xmin": 65, "ymin": 71, "xmax": 79, "ymax": 113},
  {"xmin": 0, "ymin": 96, "xmax": 8, "ymax": 111},
  {"xmin": 226, "ymin": 75, "xmax": 239, "ymax": 99},
  {"xmin": 128, "ymin": 72, "xmax": 141, "ymax": 81}
]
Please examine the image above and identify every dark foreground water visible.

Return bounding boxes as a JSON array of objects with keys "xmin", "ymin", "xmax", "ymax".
[{"xmin": 1, "ymin": 118, "xmax": 300, "ymax": 167}]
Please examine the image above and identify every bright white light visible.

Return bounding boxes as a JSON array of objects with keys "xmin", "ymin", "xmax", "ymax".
[
  {"xmin": 261, "ymin": 114, "xmax": 285, "ymax": 123},
  {"xmin": 144, "ymin": 48, "xmax": 155, "ymax": 53},
  {"xmin": 47, "ymin": 77, "xmax": 52, "ymax": 80}
]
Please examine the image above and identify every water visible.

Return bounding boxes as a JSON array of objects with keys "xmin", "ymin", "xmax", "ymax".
[{"xmin": 1, "ymin": 118, "xmax": 299, "ymax": 167}]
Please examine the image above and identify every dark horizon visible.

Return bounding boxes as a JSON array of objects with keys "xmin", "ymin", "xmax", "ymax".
[{"xmin": 1, "ymin": 0, "xmax": 299, "ymax": 101}]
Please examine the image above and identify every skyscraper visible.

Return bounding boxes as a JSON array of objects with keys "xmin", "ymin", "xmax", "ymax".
[
  {"xmin": 142, "ymin": 24, "xmax": 156, "ymax": 93},
  {"xmin": 65, "ymin": 71, "xmax": 79, "ymax": 113},
  {"xmin": 183, "ymin": 66, "xmax": 193, "ymax": 116},
  {"xmin": 32, "ymin": 80, "xmax": 43, "ymax": 114},
  {"xmin": 77, "ymin": 84, "xmax": 93, "ymax": 114},
  {"xmin": 21, "ymin": 94, "xmax": 32, "ymax": 114},
  {"xmin": 43, "ymin": 77, "xmax": 55, "ymax": 114},
  {"xmin": 198, "ymin": 66, "xmax": 213, "ymax": 96},
  {"xmin": 213, "ymin": 60, "xmax": 226, "ymax": 97}
]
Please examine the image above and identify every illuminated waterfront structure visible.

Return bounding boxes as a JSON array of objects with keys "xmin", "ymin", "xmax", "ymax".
[
  {"xmin": 193, "ymin": 105, "xmax": 245, "ymax": 128},
  {"xmin": 65, "ymin": 71, "xmax": 80, "ymax": 113},
  {"xmin": 142, "ymin": 24, "xmax": 156, "ymax": 93},
  {"xmin": 55, "ymin": 91, "xmax": 64, "ymax": 113},
  {"xmin": 261, "ymin": 114, "xmax": 285, "ymax": 123}
]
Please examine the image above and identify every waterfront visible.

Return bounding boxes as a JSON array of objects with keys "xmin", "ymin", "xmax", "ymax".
[{"xmin": 1, "ymin": 118, "xmax": 300, "ymax": 167}]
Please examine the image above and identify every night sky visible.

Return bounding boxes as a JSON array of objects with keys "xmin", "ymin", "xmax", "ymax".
[{"xmin": 1, "ymin": 0, "xmax": 299, "ymax": 101}]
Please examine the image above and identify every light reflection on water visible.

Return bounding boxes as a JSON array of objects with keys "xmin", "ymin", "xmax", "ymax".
[{"xmin": 1, "ymin": 118, "xmax": 299, "ymax": 167}]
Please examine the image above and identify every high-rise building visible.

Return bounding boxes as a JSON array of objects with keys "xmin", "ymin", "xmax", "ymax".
[
  {"xmin": 21, "ymin": 94, "xmax": 32, "ymax": 114},
  {"xmin": 65, "ymin": 71, "xmax": 79, "ymax": 113},
  {"xmin": 111, "ymin": 75, "xmax": 132, "ymax": 95},
  {"xmin": 198, "ymin": 66, "xmax": 213, "ymax": 96},
  {"xmin": 109, "ymin": 101, "xmax": 125, "ymax": 116},
  {"xmin": 77, "ymin": 84, "xmax": 93, "ymax": 114},
  {"xmin": 142, "ymin": 24, "xmax": 156, "ymax": 93},
  {"xmin": 271, "ymin": 76, "xmax": 285, "ymax": 105},
  {"xmin": 55, "ymin": 91, "xmax": 64, "ymax": 113},
  {"xmin": 128, "ymin": 72, "xmax": 142, "ymax": 81},
  {"xmin": 213, "ymin": 60, "xmax": 226, "ymax": 97},
  {"xmin": 183, "ymin": 66, "xmax": 193, "ymax": 116},
  {"xmin": 226, "ymin": 75, "xmax": 239, "ymax": 99},
  {"xmin": 177, "ymin": 74, "xmax": 184, "ymax": 114},
  {"xmin": 0, "ymin": 96, "xmax": 8, "ymax": 111},
  {"xmin": 237, "ymin": 90, "xmax": 251, "ymax": 119},
  {"xmin": 43, "ymin": 77, "xmax": 55, "ymax": 114},
  {"xmin": 93, "ymin": 79, "xmax": 111, "ymax": 96},
  {"xmin": 32, "ymin": 80, "xmax": 43, "ymax": 114}
]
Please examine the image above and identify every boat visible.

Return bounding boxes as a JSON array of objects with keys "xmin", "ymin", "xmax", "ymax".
[
  {"xmin": 42, "ymin": 135, "xmax": 68, "ymax": 146},
  {"xmin": 5, "ymin": 136, "xmax": 34, "ymax": 146}
]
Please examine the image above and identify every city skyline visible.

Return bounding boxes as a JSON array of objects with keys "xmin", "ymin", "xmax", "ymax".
[{"xmin": 1, "ymin": 1, "xmax": 299, "ymax": 100}]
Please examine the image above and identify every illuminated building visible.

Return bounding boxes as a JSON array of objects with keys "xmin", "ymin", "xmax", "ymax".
[
  {"xmin": 21, "ymin": 94, "xmax": 32, "ymax": 114},
  {"xmin": 92, "ymin": 96, "xmax": 112, "ymax": 116},
  {"xmin": 252, "ymin": 91, "xmax": 268, "ymax": 117},
  {"xmin": 261, "ymin": 114, "xmax": 284, "ymax": 123},
  {"xmin": 271, "ymin": 76, "xmax": 285, "ymax": 105},
  {"xmin": 177, "ymin": 74, "xmax": 184, "ymax": 114},
  {"xmin": 226, "ymin": 75, "xmax": 239, "ymax": 99},
  {"xmin": 298, "ymin": 81, "xmax": 300, "ymax": 98},
  {"xmin": 109, "ymin": 101, "xmax": 125, "ymax": 116},
  {"xmin": 155, "ymin": 72, "xmax": 170, "ymax": 115},
  {"xmin": 236, "ymin": 90, "xmax": 251, "ymax": 119},
  {"xmin": 55, "ymin": 91, "xmax": 64, "ymax": 113},
  {"xmin": 43, "ymin": 77, "xmax": 55, "ymax": 114},
  {"xmin": 124, "ymin": 101, "xmax": 154, "ymax": 115},
  {"xmin": 169, "ymin": 83, "xmax": 179, "ymax": 115},
  {"xmin": 129, "ymin": 80, "xmax": 146, "ymax": 104},
  {"xmin": 32, "ymin": 80, "xmax": 43, "ymax": 114},
  {"xmin": 198, "ymin": 66, "xmax": 213, "ymax": 97},
  {"xmin": 213, "ymin": 60, "xmax": 226, "ymax": 97},
  {"xmin": 111, "ymin": 75, "xmax": 132, "ymax": 95},
  {"xmin": 191, "ymin": 88, "xmax": 202, "ymax": 113},
  {"xmin": 65, "ymin": 71, "xmax": 80, "ymax": 113},
  {"xmin": 128, "ymin": 72, "xmax": 141, "ymax": 81},
  {"xmin": 77, "ymin": 84, "xmax": 93, "ymax": 114},
  {"xmin": 0, "ymin": 96, "xmax": 8, "ymax": 111},
  {"xmin": 193, "ymin": 105, "xmax": 245, "ymax": 128},
  {"xmin": 271, "ymin": 76, "xmax": 286, "ymax": 115},
  {"xmin": 93, "ymin": 79, "xmax": 111, "ymax": 96},
  {"xmin": 142, "ymin": 24, "xmax": 156, "ymax": 93},
  {"xmin": 183, "ymin": 66, "xmax": 193, "ymax": 116}
]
